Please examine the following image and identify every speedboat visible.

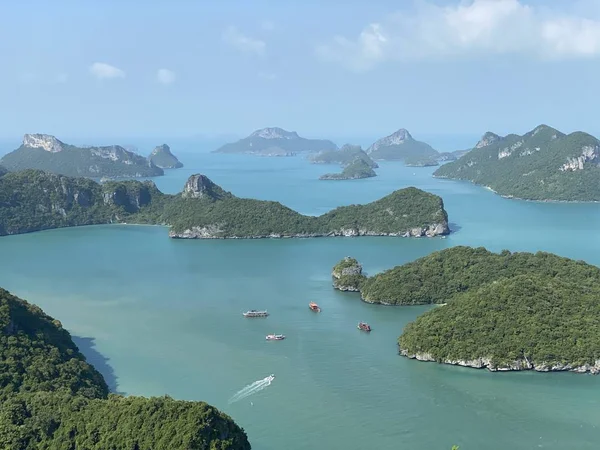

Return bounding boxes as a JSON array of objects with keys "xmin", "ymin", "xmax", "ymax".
[
  {"xmin": 357, "ymin": 322, "xmax": 372, "ymax": 332},
  {"xmin": 266, "ymin": 374, "xmax": 275, "ymax": 383},
  {"xmin": 309, "ymin": 302, "xmax": 321, "ymax": 312},
  {"xmin": 266, "ymin": 334, "xmax": 285, "ymax": 341},
  {"xmin": 243, "ymin": 310, "xmax": 269, "ymax": 317}
]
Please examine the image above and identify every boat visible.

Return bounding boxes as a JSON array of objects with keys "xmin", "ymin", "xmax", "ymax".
[
  {"xmin": 266, "ymin": 334, "xmax": 285, "ymax": 341},
  {"xmin": 243, "ymin": 310, "xmax": 269, "ymax": 318},
  {"xmin": 266, "ymin": 374, "xmax": 275, "ymax": 383},
  {"xmin": 357, "ymin": 322, "xmax": 371, "ymax": 332},
  {"xmin": 309, "ymin": 301, "xmax": 321, "ymax": 312}
]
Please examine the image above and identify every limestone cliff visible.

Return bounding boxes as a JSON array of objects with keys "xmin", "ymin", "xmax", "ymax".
[
  {"xmin": 331, "ymin": 257, "xmax": 366, "ymax": 291},
  {"xmin": 148, "ymin": 144, "xmax": 184, "ymax": 169}
]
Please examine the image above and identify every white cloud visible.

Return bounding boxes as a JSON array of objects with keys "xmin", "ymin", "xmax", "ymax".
[
  {"xmin": 157, "ymin": 68, "xmax": 176, "ymax": 85},
  {"xmin": 222, "ymin": 26, "xmax": 266, "ymax": 56},
  {"xmin": 89, "ymin": 62, "xmax": 125, "ymax": 80},
  {"xmin": 316, "ymin": 0, "xmax": 600, "ymax": 71}
]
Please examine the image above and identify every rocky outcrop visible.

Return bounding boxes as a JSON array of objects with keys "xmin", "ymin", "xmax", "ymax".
[
  {"xmin": 331, "ymin": 257, "xmax": 365, "ymax": 291},
  {"xmin": 367, "ymin": 129, "xmax": 412, "ymax": 153},
  {"xmin": 560, "ymin": 145, "xmax": 599, "ymax": 171},
  {"xmin": 23, "ymin": 134, "xmax": 65, "ymax": 153},
  {"xmin": 181, "ymin": 174, "xmax": 232, "ymax": 200},
  {"xmin": 475, "ymin": 132, "xmax": 502, "ymax": 149},
  {"xmin": 250, "ymin": 127, "xmax": 300, "ymax": 140},
  {"xmin": 399, "ymin": 350, "xmax": 600, "ymax": 374}
]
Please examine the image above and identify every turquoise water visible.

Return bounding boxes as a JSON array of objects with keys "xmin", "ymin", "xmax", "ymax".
[{"xmin": 1, "ymin": 153, "xmax": 599, "ymax": 450}]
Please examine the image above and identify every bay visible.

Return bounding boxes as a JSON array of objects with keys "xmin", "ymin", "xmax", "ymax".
[{"xmin": 0, "ymin": 152, "xmax": 599, "ymax": 450}]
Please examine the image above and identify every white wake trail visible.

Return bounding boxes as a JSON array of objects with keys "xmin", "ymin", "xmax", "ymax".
[{"xmin": 229, "ymin": 376, "xmax": 274, "ymax": 404}]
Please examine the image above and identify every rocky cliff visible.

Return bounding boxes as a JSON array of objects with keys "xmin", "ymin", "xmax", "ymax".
[
  {"xmin": 331, "ymin": 257, "xmax": 366, "ymax": 291},
  {"xmin": 0, "ymin": 134, "xmax": 164, "ymax": 179},
  {"xmin": 366, "ymin": 129, "xmax": 438, "ymax": 162}
]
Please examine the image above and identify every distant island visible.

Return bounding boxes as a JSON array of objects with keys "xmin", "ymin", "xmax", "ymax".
[
  {"xmin": 0, "ymin": 169, "xmax": 449, "ymax": 238},
  {"xmin": 0, "ymin": 287, "xmax": 250, "ymax": 449},
  {"xmin": 319, "ymin": 158, "xmax": 377, "ymax": 180},
  {"xmin": 404, "ymin": 155, "xmax": 439, "ymax": 167},
  {"xmin": 148, "ymin": 144, "xmax": 183, "ymax": 169},
  {"xmin": 0, "ymin": 134, "xmax": 164, "ymax": 179},
  {"xmin": 433, "ymin": 125, "xmax": 600, "ymax": 201},
  {"xmin": 366, "ymin": 129, "xmax": 438, "ymax": 162},
  {"xmin": 213, "ymin": 127, "xmax": 337, "ymax": 156},
  {"xmin": 310, "ymin": 144, "xmax": 378, "ymax": 168},
  {"xmin": 332, "ymin": 246, "xmax": 600, "ymax": 373}
]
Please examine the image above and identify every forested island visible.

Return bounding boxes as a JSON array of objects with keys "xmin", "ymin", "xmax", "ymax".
[
  {"xmin": 366, "ymin": 129, "xmax": 438, "ymax": 162},
  {"xmin": 319, "ymin": 158, "xmax": 377, "ymax": 180},
  {"xmin": 148, "ymin": 144, "xmax": 184, "ymax": 169},
  {"xmin": 0, "ymin": 134, "xmax": 164, "ymax": 179},
  {"xmin": 333, "ymin": 246, "xmax": 600, "ymax": 373},
  {"xmin": 0, "ymin": 288, "xmax": 250, "ymax": 449},
  {"xmin": 0, "ymin": 170, "xmax": 449, "ymax": 238},
  {"xmin": 434, "ymin": 125, "xmax": 600, "ymax": 201},
  {"xmin": 310, "ymin": 144, "xmax": 378, "ymax": 168}
]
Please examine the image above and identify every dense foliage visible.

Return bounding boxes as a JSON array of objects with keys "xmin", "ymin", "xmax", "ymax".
[
  {"xmin": 331, "ymin": 257, "xmax": 366, "ymax": 290},
  {"xmin": 319, "ymin": 158, "xmax": 377, "ymax": 180},
  {"xmin": 0, "ymin": 165, "xmax": 7, "ymax": 177},
  {"xmin": 434, "ymin": 124, "xmax": 600, "ymax": 201},
  {"xmin": 399, "ymin": 275, "xmax": 600, "ymax": 370},
  {"xmin": 358, "ymin": 246, "xmax": 600, "ymax": 305},
  {"xmin": 0, "ymin": 170, "xmax": 449, "ymax": 238},
  {"xmin": 148, "ymin": 144, "xmax": 184, "ymax": 169},
  {"xmin": 310, "ymin": 145, "xmax": 378, "ymax": 168},
  {"xmin": 214, "ymin": 127, "xmax": 336, "ymax": 154},
  {"xmin": 0, "ymin": 288, "xmax": 251, "ymax": 449},
  {"xmin": 0, "ymin": 138, "xmax": 163, "ymax": 178}
]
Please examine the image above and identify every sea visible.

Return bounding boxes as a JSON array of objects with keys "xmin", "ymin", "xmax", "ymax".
[{"xmin": 1, "ymin": 138, "xmax": 599, "ymax": 450}]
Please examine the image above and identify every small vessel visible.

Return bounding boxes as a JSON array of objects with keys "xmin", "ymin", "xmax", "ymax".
[
  {"xmin": 266, "ymin": 374, "xmax": 275, "ymax": 383},
  {"xmin": 266, "ymin": 334, "xmax": 285, "ymax": 341},
  {"xmin": 243, "ymin": 310, "xmax": 269, "ymax": 318},
  {"xmin": 309, "ymin": 302, "xmax": 321, "ymax": 312},
  {"xmin": 357, "ymin": 322, "xmax": 372, "ymax": 332}
]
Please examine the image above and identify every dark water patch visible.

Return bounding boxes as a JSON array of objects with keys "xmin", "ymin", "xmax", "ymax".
[
  {"xmin": 73, "ymin": 336, "xmax": 124, "ymax": 395},
  {"xmin": 449, "ymin": 222, "xmax": 462, "ymax": 232}
]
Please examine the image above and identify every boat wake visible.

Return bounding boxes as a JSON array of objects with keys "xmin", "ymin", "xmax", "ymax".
[{"xmin": 228, "ymin": 375, "xmax": 275, "ymax": 404}]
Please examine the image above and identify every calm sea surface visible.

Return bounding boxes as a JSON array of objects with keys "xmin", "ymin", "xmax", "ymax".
[{"xmin": 1, "ymin": 152, "xmax": 599, "ymax": 450}]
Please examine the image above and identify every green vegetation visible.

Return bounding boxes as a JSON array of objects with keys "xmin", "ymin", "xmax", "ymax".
[
  {"xmin": 148, "ymin": 144, "xmax": 184, "ymax": 169},
  {"xmin": 311, "ymin": 144, "xmax": 378, "ymax": 168},
  {"xmin": 213, "ymin": 127, "xmax": 336, "ymax": 155},
  {"xmin": 366, "ymin": 129, "xmax": 438, "ymax": 162},
  {"xmin": 399, "ymin": 275, "xmax": 600, "ymax": 372},
  {"xmin": 0, "ymin": 165, "xmax": 7, "ymax": 177},
  {"xmin": 434, "ymin": 124, "xmax": 600, "ymax": 201},
  {"xmin": 0, "ymin": 288, "xmax": 250, "ymax": 449},
  {"xmin": 0, "ymin": 169, "xmax": 449, "ymax": 238},
  {"xmin": 331, "ymin": 257, "xmax": 366, "ymax": 291},
  {"xmin": 1, "ymin": 134, "xmax": 164, "ymax": 178},
  {"xmin": 319, "ymin": 158, "xmax": 377, "ymax": 180},
  {"xmin": 353, "ymin": 246, "xmax": 600, "ymax": 305}
]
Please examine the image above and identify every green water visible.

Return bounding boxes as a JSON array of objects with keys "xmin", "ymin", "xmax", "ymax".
[{"xmin": 1, "ymin": 154, "xmax": 599, "ymax": 449}]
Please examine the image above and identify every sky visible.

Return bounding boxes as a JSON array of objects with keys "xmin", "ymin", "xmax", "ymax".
[{"xmin": 2, "ymin": 0, "xmax": 600, "ymax": 143}]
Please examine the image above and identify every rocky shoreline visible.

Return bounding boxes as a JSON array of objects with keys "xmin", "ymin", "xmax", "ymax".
[
  {"xmin": 399, "ymin": 350, "xmax": 600, "ymax": 374},
  {"xmin": 169, "ymin": 223, "xmax": 449, "ymax": 239}
]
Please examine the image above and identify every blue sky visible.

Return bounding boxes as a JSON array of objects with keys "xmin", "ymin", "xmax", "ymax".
[{"xmin": 2, "ymin": 0, "xmax": 600, "ymax": 142}]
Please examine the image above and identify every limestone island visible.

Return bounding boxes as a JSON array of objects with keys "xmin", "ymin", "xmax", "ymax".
[
  {"xmin": 366, "ymin": 129, "xmax": 438, "ymax": 163},
  {"xmin": 319, "ymin": 158, "xmax": 377, "ymax": 180},
  {"xmin": 404, "ymin": 155, "xmax": 439, "ymax": 167},
  {"xmin": 0, "ymin": 134, "xmax": 164, "ymax": 179},
  {"xmin": 213, "ymin": 127, "xmax": 337, "ymax": 156},
  {"xmin": 434, "ymin": 125, "xmax": 600, "ymax": 201},
  {"xmin": 0, "ymin": 287, "xmax": 250, "ymax": 449},
  {"xmin": 310, "ymin": 144, "xmax": 379, "ymax": 168},
  {"xmin": 148, "ymin": 144, "xmax": 184, "ymax": 169},
  {"xmin": 0, "ymin": 169, "xmax": 450, "ymax": 238},
  {"xmin": 333, "ymin": 246, "xmax": 600, "ymax": 374}
]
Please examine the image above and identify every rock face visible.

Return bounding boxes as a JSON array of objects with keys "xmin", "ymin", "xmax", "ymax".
[
  {"xmin": 434, "ymin": 124, "xmax": 600, "ymax": 201},
  {"xmin": 181, "ymin": 174, "xmax": 231, "ymax": 200},
  {"xmin": 148, "ymin": 144, "xmax": 184, "ymax": 169},
  {"xmin": 366, "ymin": 128, "xmax": 439, "ymax": 162},
  {"xmin": 331, "ymin": 257, "xmax": 365, "ymax": 291},
  {"xmin": 22, "ymin": 133, "xmax": 64, "ymax": 153},
  {"xmin": 0, "ymin": 134, "xmax": 164, "ymax": 179},
  {"xmin": 213, "ymin": 127, "xmax": 337, "ymax": 156}
]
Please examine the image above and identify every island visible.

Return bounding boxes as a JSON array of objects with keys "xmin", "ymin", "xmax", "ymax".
[
  {"xmin": 0, "ymin": 134, "xmax": 164, "ymax": 179},
  {"xmin": 213, "ymin": 127, "xmax": 337, "ymax": 156},
  {"xmin": 0, "ymin": 169, "xmax": 450, "ymax": 238},
  {"xmin": 0, "ymin": 287, "xmax": 250, "ymax": 449},
  {"xmin": 310, "ymin": 144, "xmax": 378, "ymax": 168},
  {"xmin": 433, "ymin": 125, "xmax": 600, "ymax": 201},
  {"xmin": 366, "ymin": 129, "xmax": 438, "ymax": 162},
  {"xmin": 404, "ymin": 155, "xmax": 439, "ymax": 167},
  {"xmin": 319, "ymin": 158, "xmax": 377, "ymax": 180},
  {"xmin": 332, "ymin": 246, "xmax": 600, "ymax": 373},
  {"xmin": 148, "ymin": 144, "xmax": 184, "ymax": 169}
]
